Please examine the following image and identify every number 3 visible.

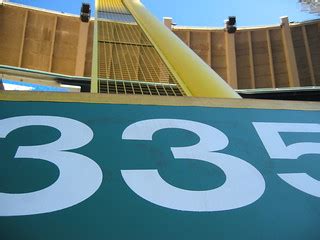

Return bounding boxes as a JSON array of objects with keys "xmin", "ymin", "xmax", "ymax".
[
  {"xmin": 122, "ymin": 119, "xmax": 265, "ymax": 212},
  {"xmin": 0, "ymin": 116, "xmax": 103, "ymax": 216}
]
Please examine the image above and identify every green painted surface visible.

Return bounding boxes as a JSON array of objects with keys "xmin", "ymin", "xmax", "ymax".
[{"xmin": 0, "ymin": 101, "xmax": 319, "ymax": 239}]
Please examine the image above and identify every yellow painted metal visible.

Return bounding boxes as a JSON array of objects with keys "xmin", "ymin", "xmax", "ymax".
[
  {"xmin": 90, "ymin": 0, "xmax": 99, "ymax": 93},
  {"xmin": 1, "ymin": 91, "xmax": 320, "ymax": 111},
  {"xmin": 95, "ymin": 0, "xmax": 187, "ymax": 96},
  {"xmin": 97, "ymin": 0, "xmax": 127, "ymax": 12},
  {"xmin": 122, "ymin": 0, "xmax": 241, "ymax": 98}
]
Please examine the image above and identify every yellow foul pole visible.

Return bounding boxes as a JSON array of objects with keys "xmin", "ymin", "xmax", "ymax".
[
  {"xmin": 90, "ymin": 0, "xmax": 99, "ymax": 93},
  {"xmin": 122, "ymin": 0, "xmax": 241, "ymax": 98}
]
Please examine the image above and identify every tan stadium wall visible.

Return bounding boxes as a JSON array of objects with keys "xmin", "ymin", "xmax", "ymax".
[
  {"xmin": 1, "ymin": 3, "xmax": 320, "ymax": 89},
  {"xmin": 173, "ymin": 19, "xmax": 320, "ymax": 89},
  {"xmin": 0, "ymin": 3, "xmax": 93, "ymax": 77}
]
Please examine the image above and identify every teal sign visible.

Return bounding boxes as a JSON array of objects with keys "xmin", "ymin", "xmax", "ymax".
[{"xmin": 0, "ymin": 101, "xmax": 319, "ymax": 239}]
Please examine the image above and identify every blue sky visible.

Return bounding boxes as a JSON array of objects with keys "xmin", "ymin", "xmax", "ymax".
[{"xmin": 10, "ymin": 0, "xmax": 319, "ymax": 27}]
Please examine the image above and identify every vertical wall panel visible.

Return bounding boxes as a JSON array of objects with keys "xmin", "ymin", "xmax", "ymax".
[
  {"xmin": 251, "ymin": 30, "xmax": 272, "ymax": 88},
  {"xmin": 247, "ymin": 32, "xmax": 255, "ymax": 88},
  {"xmin": 174, "ymin": 31, "xmax": 190, "ymax": 46},
  {"xmin": 21, "ymin": 11, "xmax": 56, "ymax": 71},
  {"xmin": 235, "ymin": 31, "xmax": 251, "ymax": 89},
  {"xmin": 0, "ymin": 6, "xmax": 27, "ymax": 66},
  {"xmin": 51, "ymin": 16, "xmax": 79, "ymax": 75},
  {"xmin": 18, "ymin": 11, "xmax": 29, "ymax": 67},
  {"xmin": 269, "ymin": 29, "xmax": 289, "ymax": 87},
  {"xmin": 291, "ymin": 26, "xmax": 312, "ymax": 86},
  {"xmin": 301, "ymin": 26, "xmax": 316, "ymax": 86},
  {"xmin": 266, "ymin": 30, "xmax": 276, "ymax": 87},
  {"xmin": 84, "ymin": 22, "xmax": 94, "ymax": 77},
  {"xmin": 190, "ymin": 31, "xmax": 210, "ymax": 65},
  {"xmin": 211, "ymin": 32, "xmax": 227, "ymax": 81},
  {"xmin": 305, "ymin": 23, "xmax": 320, "ymax": 85}
]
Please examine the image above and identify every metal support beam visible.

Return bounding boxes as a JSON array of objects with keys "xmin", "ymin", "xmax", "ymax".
[
  {"xmin": 225, "ymin": 31, "xmax": 238, "ymax": 89},
  {"xmin": 266, "ymin": 30, "xmax": 276, "ymax": 88},
  {"xmin": 91, "ymin": 1, "xmax": 99, "ymax": 93},
  {"xmin": 280, "ymin": 16, "xmax": 300, "ymax": 87},
  {"xmin": 247, "ymin": 31, "xmax": 256, "ymax": 88}
]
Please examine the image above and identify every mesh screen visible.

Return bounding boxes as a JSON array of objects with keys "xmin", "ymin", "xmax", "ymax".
[{"xmin": 96, "ymin": 0, "xmax": 185, "ymax": 96}]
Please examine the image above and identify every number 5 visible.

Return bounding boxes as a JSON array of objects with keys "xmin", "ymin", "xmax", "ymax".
[{"xmin": 253, "ymin": 122, "xmax": 320, "ymax": 197}]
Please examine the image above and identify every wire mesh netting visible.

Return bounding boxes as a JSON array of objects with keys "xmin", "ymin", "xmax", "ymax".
[{"xmin": 96, "ymin": 0, "xmax": 185, "ymax": 96}]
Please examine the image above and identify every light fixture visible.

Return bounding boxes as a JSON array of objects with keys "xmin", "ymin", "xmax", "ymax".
[
  {"xmin": 226, "ymin": 16, "xmax": 237, "ymax": 34},
  {"xmin": 80, "ymin": 3, "xmax": 91, "ymax": 23}
]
